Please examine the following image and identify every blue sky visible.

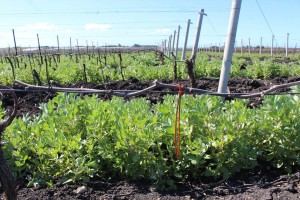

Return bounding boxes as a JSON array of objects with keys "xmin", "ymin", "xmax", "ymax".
[{"xmin": 0, "ymin": 0, "xmax": 299, "ymax": 48}]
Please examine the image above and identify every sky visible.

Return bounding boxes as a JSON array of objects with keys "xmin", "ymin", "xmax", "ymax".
[{"xmin": 0, "ymin": 0, "xmax": 299, "ymax": 48}]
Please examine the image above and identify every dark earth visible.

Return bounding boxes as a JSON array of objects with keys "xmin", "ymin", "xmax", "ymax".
[{"xmin": 1, "ymin": 77, "xmax": 300, "ymax": 199}]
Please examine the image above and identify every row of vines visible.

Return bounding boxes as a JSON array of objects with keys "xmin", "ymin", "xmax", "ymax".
[
  {"xmin": 0, "ymin": 49, "xmax": 300, "ymax": 192},
  {"xmin": 1, "ymin": 50, "xmax": 300, "ymax": 85}
]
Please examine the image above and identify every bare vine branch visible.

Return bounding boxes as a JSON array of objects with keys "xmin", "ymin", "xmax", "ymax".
[{"xmin": 13, "ymin": 79, "xmax": 300, "ymax": 99}]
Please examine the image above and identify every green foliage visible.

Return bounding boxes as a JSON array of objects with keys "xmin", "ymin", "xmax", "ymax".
[
  {"xmin": 3, "ymin": 93, "xmax": 300, "ymax": 188},
  {"xmin": 1, "ymin": 52, "xmax": 300, "ymax": 85}
]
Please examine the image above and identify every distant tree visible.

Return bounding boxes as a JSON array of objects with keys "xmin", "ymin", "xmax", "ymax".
[{"xmin": 133, "ymin": 44, "xmax": 141, "ymax": 47}]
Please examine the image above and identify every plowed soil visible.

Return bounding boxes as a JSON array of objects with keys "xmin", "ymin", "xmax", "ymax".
[{"xmin": 1, "ymin": 77, "xmax": 300, "ymax": 199}]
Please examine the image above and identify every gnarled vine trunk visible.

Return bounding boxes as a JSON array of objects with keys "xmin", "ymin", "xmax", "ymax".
[
  {"xmin": 0, "ymin": 85, "xmax": 18, "ymax": 200},
  {"xmin": 185, "ymin": 59, "xmax": 196, "ymax": 88},
  {"xmin": 0, "ymin": 148, "xmax": 16, "ymax": 200}
]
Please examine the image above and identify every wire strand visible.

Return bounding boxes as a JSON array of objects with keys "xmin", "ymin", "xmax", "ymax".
[
  {"xmin": 206, "ymin": 16, "xmax": 222, "ymax": 43},
  {"xmin": 255, "ymin": 0, "xmax": 278, "ymax": 46}
]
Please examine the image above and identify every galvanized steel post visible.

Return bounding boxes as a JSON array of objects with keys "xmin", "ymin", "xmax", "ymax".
[
  {"xmin": 164, "ymin": 39, "xmax": 167, "ymax": 55},
  {"xmin": 181, "ymin": 19, "xmax": 192, "ymax": 60},
  {"xmin": 241, "ymin": 39, "xmax": 243, "ymax": 53},
  {"xmin": 175, "ymin": 25, "xmax": 181, "ymax": 59},
  {"xmin": 271, "ymin": 35, "xmax": 274, "ymax": 57},
  {"xmin": 70, "ymin": 37, "xmax": 72, "ymax": 53},
  {"xmin": 260, "ymin": 37, "xmax": 262, "ymax": 55},
  {"xmin": 168, "ymin": 35, "xmax": 172, "ymax": 57},
  {"xmin": 286, "ymin": 33, "xmax": 289, "ymax": 57},
  {"xmin": 190, "ymin": 9, "xmax": 207, "ymax": 61},
  {"xmin": 57, "ymin": 35, "xmax": 60, "ymax": 53},
  {"xmin": 172, "ymin": 30, "xmax": 176, "ymax": 54},
  {"xmin": 217, "ymin": 0, "xmax": 242, "ymax": 94},
  {"xmin": 248, "ymin": 38, "xmax": 250, "ymax": 53},
  {"xmin": 234, "ymin": 41, "xmax": 237, "ymax": 53}
]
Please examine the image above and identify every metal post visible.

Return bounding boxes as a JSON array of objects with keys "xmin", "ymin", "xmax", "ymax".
[
  {"xmin": 271, "ymin": 35, "xmax": 274, "ymax": 57},
  {"xmin": 86, "ymin": 40, "xmax": 89, "ymax": 54},
  {"xmin": 77, "ymin": 39, "xmax": 80, "ymax": 53},
  {"xmin": 70, "ymin": 37, "xmax": 72, "ymax": 53},
  {"xmin": 164, "ymin": 39, "xmax": 167, "ymax": 55},
  {"xmin": 57, "ymin": 35, "xmax": 60, "ymax": 53},
  {"xmin": 167, "ymin": 35, "xmax": 172, "ymax": 57},
  {"xmin": 286, "ymin": 33, "xmax": 289, "ymax": 57},
  {"xmin": 181, "ymin": 19, "xmax": 192, "ymax": 60},
  {"xmin": 234, "ymin": 41, "xmax": 236, "ymax": 53},
  {"xmin": 175, "ymin": 25, "xmax": 181, "ymax": 59},
  {"xmin": 260, "ymin": 37, "xmax": 262, "ymax": 54},
  {"xmin": 190, "ymin": 9, "xmax": 207, "ymax": 61},
  {"xmin": 241, "ymin": 39, "xmax": 243, "ymax": 53},
  {"xmin": 12, "ymin": 29, "xmax": 18, "ymax": 56},
  {"xmin": 248, "ymin": 38, "xmax": 250, "ymax": 53},
  {"xmin": 172, "ymin": 30, "xmax": 176, "ymax": 54},
  {"xmin": 217, "ymin": 0, "xmax": 242, "ymax": 94}
]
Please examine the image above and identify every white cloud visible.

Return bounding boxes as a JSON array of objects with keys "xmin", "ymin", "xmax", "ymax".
[
  {"xmin": 18, "ymin": 23, "xmax": 58, "ymax": 31},
  {"xmin": 85, "ymin": 23, "xmax": 112, "ymax": 31}
]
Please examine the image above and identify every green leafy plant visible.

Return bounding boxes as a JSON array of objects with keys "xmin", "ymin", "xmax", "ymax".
[{"xmin": 1, "ymin": 92, "xmax": 300, "ymax": 189}]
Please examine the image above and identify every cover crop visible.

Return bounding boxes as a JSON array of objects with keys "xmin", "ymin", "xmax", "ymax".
[{"xmin": 3, "ymin": 93, "xmax": 300, "ymax": 189}]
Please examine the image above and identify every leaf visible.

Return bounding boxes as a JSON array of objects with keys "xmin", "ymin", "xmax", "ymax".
[{"xmin": 191, "ymin": 159, "xmax": 197, "ymax": 165}]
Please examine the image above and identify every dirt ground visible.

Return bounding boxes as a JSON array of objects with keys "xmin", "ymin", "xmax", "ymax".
[
  {"xmin": 15, "ymin": 170, "xmax": 300, "ymax": 200},
  {"xmin": 1, "ymin": 77, "xmax": 300, "ymax": 199}
]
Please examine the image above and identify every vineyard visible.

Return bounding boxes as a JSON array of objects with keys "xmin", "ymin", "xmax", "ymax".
[{"xmin": 0, "ymin": 47, "xmax": 299, "ymax": 199}]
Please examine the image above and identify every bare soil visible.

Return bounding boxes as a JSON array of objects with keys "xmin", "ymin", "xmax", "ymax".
[{"xmin": 1, "ymin": 77, "xmax": 300, "ymax": 199}]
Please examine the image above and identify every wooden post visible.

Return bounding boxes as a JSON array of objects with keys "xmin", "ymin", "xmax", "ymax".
[
  {"xmin": 12, "ymin": 29, "xmax": 20, "ymax": 69},
  {"xmin": 12, "ymin": 29, "xmax": 18, "ymax": 56},
  {"xmin": 37, "ymin": 34, "xmax": 43, "ymax": 65}
]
